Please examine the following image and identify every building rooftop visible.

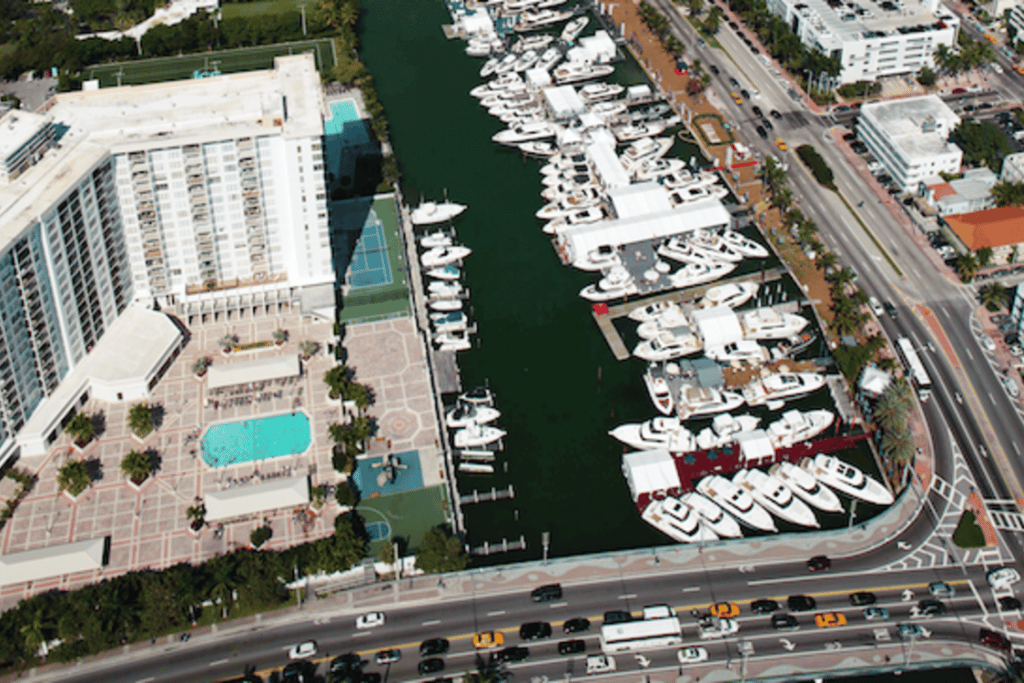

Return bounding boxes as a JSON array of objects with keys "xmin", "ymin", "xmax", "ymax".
[
  {"xmin": 0, "ymin": 110, "xmax": 48, "ymax": 164},
  {"xmin": 781, "ymin": 0, "xmax": 955, "ymax": 46},
  {"xmin": 205, "ymin": 476, "xmax": 309, "ymax": 522},
  {"xmin": 860, "ymin": 95, "xmax": 961, "ymax": 161},
  {"xmin": 944, "ymin": 206, "xmax": 1024, "ymax": 250},
  {"xmin": 0, "ymin": 537, "xmax": 106, "ymax": 587}
]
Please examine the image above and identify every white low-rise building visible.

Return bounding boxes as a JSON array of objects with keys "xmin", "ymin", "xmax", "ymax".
[
  {"xmin": 1009, "ymin": 2, "xmax": 1024, "ymax": 49},
  {"xmin": 858, "ymin": 95, "xmax": 962, "ymax": 192}
]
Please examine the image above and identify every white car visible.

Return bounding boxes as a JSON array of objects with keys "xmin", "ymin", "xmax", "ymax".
[
  {"xmin": 992, "ymin": 62, "xmax": 1005, "ymax": 73},
  {"xmin": 982, "ymin": 336, "xmax": 996, "ymax": 352},
  {"xmin": 586, "ymin": 655, "xmax": 616, "ymax": 674},
  {"xmin": 869, "ymin": 296, "xmax": 883, "ymax": 317},
  {"xmin": 699, "ymin": 617, "xmax": 739, "ymax": 639},
  {"xmin": 356, "ymin": 611, "xmax": 386, "ymax": 629},
  {"xmin": 288, "ymin": 640, "xmax": 318, "ymax": 660},
  {"xmin": 677, "ymin": 646, "xmax": 709, "ymax": 664},
  {"xmin": 988, "ymin": 567, "xmax": 1022, "ymax": 590}
]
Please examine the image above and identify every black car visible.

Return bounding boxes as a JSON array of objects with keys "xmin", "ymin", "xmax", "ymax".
[
  {"xmin": 284, "ymin": 663, "xmax": 313, "ymax": 683},
  {"xmin": 740, "ymin": 89, "xmax": 750, "ymax": 100},
  {"xmin": 752, "ymin": 105, "xmax": 763, "ymax": 118},
  {"xmin": 807, "ymin": 555, "xmax": 831, "ymax": 571},
  {"xmin": 756, "ymin": 125, "xmax": 768, "ymax": 139},
  {"xmin": 519, "ymin": 621, "xmax": 552, "ymax": 641},
  {"xmin": 772, "ymin": 614, "xmax": 800, "ymax": 630},
  {"xmin": 563, "ymin": 617, "xmax": 591, "ymax": 633},
  {"xmin": 329, "ymin": 654, "xmax": 363, "ymax": 683},
  {"xmin": 531, "ymin": 584, "xmax": 562, "ymax": 602},
  {"xmin": 710, "ymin": 65, "xmax": 720, "ymax": 75},
  {"xmin": 418, "ymin": 659, "xmax": 445, "ymax": 676},
  {"xmin": 420, "ymin": 639, "xmax": 450, "ymax": 657},
  {"xmin": 557, "ymin": 639, "xmax": 586, "ymax": 655},
  {"xmin": 728, "ymin": 20, "xmax": 739, "ymax": 29},
  {"xmin": 999, "ymin": 596, "xmax": 1022, "ymax": 610},
  {"xmin": 761, "ymin": 118, "xmax": 773, "ymax": 131},
  {"xmin": 788, "ymin": 595, "xmax": 817, "ymax": 611},
  {"xmin": 842, "ymin": 132, "xmax": 857, "ymax": 141},
  {"xmin": 876, "ymin": 173, "xmax": 892, "ymax": 184},
  {"xmin": 849, "ymin": 592, "xmax": 876, "ymax": 606},
  {"xmin": 496, "ymin": 646, "xmax": 530, "ymax": 663},
  {"xmin": 360, "ymin": 675, "xmax": 381, "ymax": 683},
  {"xmin": 918, "ymin": 599, "xmax": 946, "ymax": 616},
  {"xmin": 770, "ymin": 109, "xmax": 782, "ymax": 119},
  {"xmin": 751, "ymin": 599, "xmax": 780, "ymax": 614},
  {"xmin": 603, "ymin": 610, "xmax": 633, "ymax": 624},
  {"xmin": 729, "ymin": 77, "xmax": 741, "ymax": 88}
]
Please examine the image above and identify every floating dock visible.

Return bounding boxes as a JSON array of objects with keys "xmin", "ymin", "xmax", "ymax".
[
  {"xmin": 470, "ymin": 535, "xmax": 527, "ymax": 555},
  {"xmin": 460, "ymin": 484, "xmax": 516, "ymax": 504}
]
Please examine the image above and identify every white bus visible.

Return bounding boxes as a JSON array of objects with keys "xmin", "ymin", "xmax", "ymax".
[
  {"xmin": 600, "ymin": 606, "xmax": 683, "ymax": 654},
  {"xmin": 895, "ymin": 337, "xmax": 932, "ymax": 402}
]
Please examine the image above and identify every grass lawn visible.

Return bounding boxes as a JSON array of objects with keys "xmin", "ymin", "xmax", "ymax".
[
  {"xmin": 952, "ymin": 509, "xmax": 987, "ymax": 548},
  {"xmin": 84, "ymin": 39, "xmax": 334, "ymax": 87},
  {"xmin": 221, "ymin": 0, "xmax": 310, "ymax": 19}
]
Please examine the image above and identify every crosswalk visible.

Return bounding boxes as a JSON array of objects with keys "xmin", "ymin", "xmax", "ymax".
[{"xmin": 988, "ymin": 509, "xmax": 1024, "ymax": 532}]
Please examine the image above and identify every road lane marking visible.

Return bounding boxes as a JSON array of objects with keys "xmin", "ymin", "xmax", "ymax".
[
  {"xmin": 549, "ymin": 601, "xmax": 568, "ymax": 608},
  {"xmin": 137, "ymin": 678, "xmax": 155, "ymax": 683},
  {"xmin": 487, "ymin": 610, "xmax": 506, "ymax": 616},
  {"xmin": 423, "ymin": 619, "xmax": 441, "ymax": 626},
  {"xmin": 209, "ymin": 659, "xmax": 230, "ymax": 666},
  {"xmin": 619, "ymin": 593, "xmax": 638, "ymax": 599},
  {"xmin": 1014, "ymin": 442, "xmax": 1020, "ymax": 455},
  {"xmin": 683, "ymin": 586, "xmax": 701, "ymax": 592}
]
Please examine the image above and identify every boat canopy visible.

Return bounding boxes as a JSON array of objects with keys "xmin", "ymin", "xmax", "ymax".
[
  {"xmin": 542, "ymin": 85, "xmax": 586, "ymax": 120},
  {"xmin": 691, "ymin": 305, "xmax": 743, "ymax": 348},
  {"xmin": 735, "ymin": 430, "xmax": 775, "ymax": 463},
  {"xmin": 608, "ymin": 181, "xmax": 673, "ymax": 219},
  {"xmin": 622, "ymin": 449, "xmax": 681, "ymax": 500}
]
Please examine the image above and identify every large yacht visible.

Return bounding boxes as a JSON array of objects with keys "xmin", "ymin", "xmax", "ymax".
[
  {"xmin": 553, "ymin": 61, "xmax": 615, "ymax": 84},
  {"xmin": 721, "ymin": 229, "xmax": 770, "ymax": 258},
  {"xmin": 633, "ymin": 327, "xmax": 703, "ymax": 362},
  {"xmin": 734, "ymin": 469, "xmax": 819, "ymax": 528},
  {"xmin": 766, "ymin": 409, "xmax": 834, "ymax": 449},
  {"xmin": 492, "ymin": 121, "xmax": 557, "ymax": 145},
  {"xmin": 580, "ymin": 265, "xmax": 639, "ymax": 301},
  {"xmin": 636, "ymin": 305, "xmax": 689, "ymax": 339},
  {"xmin": 678, "ymin": 386, "xmax": 745, "ymax": 419},
  {"xmin": 657, "ymin": 236, "xmax": 722, "ymax": 266},
  {"xmin": 740, "ymin": 308, "xmax": 809, "ymax": 340},
  {"xmin": 668, "ymin": 261, "xmax": 736, "ymax": 289},
  {"xmin": 699, "ymin": 282, "xmax": 758, "ymax": 309},
  {"xmin": 514, "ymin": 8, "xmax": 574, "ymax": 31},
  {"xmin": 696, "ymin": 475, "xmax": 777, "ymax": 532},
  {"xmin": 741, "ymin": 372, "xmax": 825, "ymax": 407},
  {"xmin": 642, "ymin": 496, "xmax": 720, "ymax": 544},
  {"xmin": 643, "ymin": 366, "xmax": 675, "ymax": 415},
  {"xmin": 421, "ymin": 245, "xmax": 472, "ymax": 268},
  {"xmin": 803, "ymin": 454, "xmax": 895, "ymax": 506},
  {"xmin": 619, "ymin": 136, "xmax": 673, "ymax": 172},
  {"xmin": 544, "ymin": 205, "xmax": 608, "ymax": 234},
  {"xmin": 608, "ymin": 416, "xmax": 694, "ymax": 452},
  {"xmin": 684, "ymin": 229, "xmax": 744, "ymax": 263},
  {"xmin": 693, "ymin": 413, "xmax": 760, "ymax": 451},
  {"xmin": 571, "ymin": 244, "xmax": 622, "ymax": 272},
  {"xmin": 411, "ymin": 199, "xmax": 467, "ymax": 226},
  {"xmin": 446, "ymin": 402, "xmax": 501, "ymax": 429},
  {"xmin": 679, "ymin": 492, "xmax": 744, "ymax": 538},
  {"xmin": 704, "ymin": 340, "xmax": 770, "ymax": 365},
  {"xmin": 578, "ymin": 82, "xmax": 625, "ymax": 103},
  {"xmin": 770, "ymin": 461, "xmax": 843, "ymax": 513},
  {"xmin": 453, "ymin": 423, "xmax": 506, "ymax": 448},
  {"xmin": 633, "ymin": 156, "xmax": 686, "ymax": 182}
]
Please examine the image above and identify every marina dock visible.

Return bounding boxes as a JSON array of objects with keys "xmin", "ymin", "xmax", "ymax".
[
  {"xmin": 459, "ymin": 484, "xmax": 515, "ymax": 505},
  {"xmin": 470, "ymin": 535, "xmax": 527, "ymax": 556}
]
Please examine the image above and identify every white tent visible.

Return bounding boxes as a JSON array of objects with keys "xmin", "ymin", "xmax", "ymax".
[
  {"xmin": 207, "ymin": 355, "xmax": 300, "ymax": 390},
  {"xmin": 0, "ymin": 537, "xmax": 106, "ymax": 586},
  {"xmin": 691, "ymin": 305, "xmax": 744, "ymax": 348},
  {"xmin": 586, "ymin": 141, "xmax": 631, "ymax": 189},
  {"xmin": 735, "ymin": 430, "xmax": 775, "ymax": 462},
  {"xmin": 608, "ymin": 181, "xmax": 673, "ymax": 219},
  {"xmin": 205, "ymin": 476, "xmax": 309, "ymax": 522},
  {"xmin": 621, "ymin": 449, "xmax": 680, "ymax": 500},
  {"xmin": 542, "ymin": 85, "xmax": 586, "ymax": 120}
]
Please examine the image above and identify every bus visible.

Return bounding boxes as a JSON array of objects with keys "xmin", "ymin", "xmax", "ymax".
[
  {"xmin": 600, "ymin": 605, "xmax": 683, "ymax": 654},
  {"xmin": 895, "ymin": 337, "xmax": 932, "ymax": 402}
]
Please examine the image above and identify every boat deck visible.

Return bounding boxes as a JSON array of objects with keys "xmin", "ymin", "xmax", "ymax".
[{"xmin": 721, "ymin": 358, "xmax": 819, "ymax": 390}]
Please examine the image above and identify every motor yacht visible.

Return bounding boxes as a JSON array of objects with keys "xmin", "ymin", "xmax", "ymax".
[
  {"xmin": 704, "ymin": 340, "xmax": 770, "ymax": 365},
  {"xmin": 489, "ymin": 99, "xmax": 543, "ymax": 118},
  {"xmin": 766, "ymin": 409, "xmax": 834, "ymax": 449},
  {"xmin": 769, "ymin": 461, "xmax": 843, "ymax": 513},
  {"xmin": 668, "ymin": 185, "xmax": 716, "ymax": 206},
  {"xmin": 721, "ymin": 229, "xmax": 769, "ymax": 258},
  {"xmin": 535, "ymin": 186, "xmax": 604, "ymax": 219},
  {"xmin": 466, "ymin": 39, "xmax": 497, "ymax": 58},
  {"xmin": 511, "ymin": 33, "xmax": 552, "ymax": 52},
  {"xmin": 740, "ymin": 308, "xmax": 809, "ymax": 340},
  {"xmin": 580, "ymin": 265, "xmax": 639, "ymax": 301},
  {"xmin": 633, "ymin": 326, "xmax": 703, "ymax": 361},
  {"xmin": 460, "ymin": 386, "xmax": 495, "ymax": 405},
  {"xmin": 619, "ymin": 136, "xmax": 673, "ymax": 172},
  {"xmin": 421, "ymin": 245, "xmax": 472, "ymax": 268},
  {"xmin": 419, "ymin": 230, "xmax": 453, "ymax": 248},
  {"xmin": 742, "ymin": 372, "xmax": 825, "ymax": 407},
  {"xmin": 627, "ymin": 103, "xmax": 672, "ymax": 122},
  {"xmin": 431, "ymin": 310, "xmax": 468, "ymax": 333},
  {"xmin": 428, "ymin": 281, "xmax": 463, "ymax": 299},
  {"xmin": 519, "ymin": 140, "xmax": 559, "ymax": 157},
  {"xmin": 636, "ymin": 304, "xmax": 688, "ymax": 340},
  {"xmin": 493, "ymin": 53, "xmax": 521, "ymax": 75},
  {"xmin": 453, "ymin": 423, "xmax": 506, "ymax": 448},
  {"xmin": 684, "ymin": 229, "xmax": 745, "ymax": 263},
  {"xmin": 642, "ymin": 496, "xmax": 719, "ymax": 544},
  {"xmin": 770, "ymin": 331, "xmax": 816, "ymax": 360},
  {"xmin": 560, "ymin": 15, "xmax": 588, "ymax": 42},
  {"xmin": 429, "ymin": 297, "xmax": 463, "ymax": 312},
  {"xmin": 667, "ymin": 261, "xmax": 736, "ymax": 289},
  {"xmin": 536, "ymin": 46, "xmax": 562, "ymax": 71},
  {"xmin": 541, "ymin": 178, "xmax": 602, "ymax": 202},
  {"xmin": 679, "ymin": 492, "xmax": 744, "ymax": 538},
  {"xmin": 734, "ymin": 469, "xmax": 819, "ymax": 528},
  {"xmin": 492, "ymin": 121, "xmax": 557, "ymax": 145},
  {"xmin": 696, "ymin": 475, "xmax": 777, "ymax": 532},
  {"xmin": 803, "ymin": 454, "xmax": 894, "ymax": 506},
  {"xmin": 578, "ymin": 82, "xmax": 625, "ymax": 103},
  {"xmin": 411, "ymin": 199, "xmax": 467, "ymax": 226},
  {"xmin": 458, "ymin": 461, "xmax": 494, "ymax": 474},
  {"xmin": 480, "ymin": 89, "xmax": 536, "ymax": 108},
  {"xmin": 572, "ymin": 244, "xmax": 622, "ymax": 271},
  {"xmin": 656, "ymin": 237, "xmax": 721, "ymax": 266},
  {"xmin": 446, "ymin": 401, "xmax": 501, "ymax": 429},
  {"xmin": 694, "ymin": 413, "xmax": 760, "ymax": 451},
  {"xmin": 588, "ymin": 100, "xmax": 628, "ymax": 120},
  {"xmin": 504, "ymin": 0, "xmax": 543, "ymax": 12},
  {"xmin": 553, "ymin": 61, "xmax": 615, "ymax": 84},
  {"xmin": 479, "ymin": 55, "xmax": 502, "ymax": 78},
  {"xmin": 612, "ymin": 119, "xmax": 674, "ymax": 142},
  {"xmin": 699, "ymin": 282, "xmax": 757, "ymax": 309},
  {"xmin": 513, "ymin": 49, "xmax": 540, "ymax": 72},
  {"xmin": 608, "ymin": 416, "xmax": 694, "ymax": 451},
  {"xmin": 630, "ymin": 300, "xmax": 677, "ymax": 322},
  {"xmin": 470, "ymin": 73, "xmax": 524, "ymax": 98},
  {"xmin": 678, "ymin": 386, "xmax": 745, "ymax": 419},
  {"xmin": 633, "ymin": 157, "xmax": 685, "ymax": 181},
  {"xmin": 425, "ymin": 264, "xmax": 460, "ymax": 280},
  {"xmin": 498, "ymin": 110, "xmax": 543, "ymax": 125},
  {"xmin": 643, "ymin": 364, "xmax": 675, "ymax": 415},
  {"xmin": 514, "ymin": 8, "xmax": 573, "ymax": 31},
  {"xmin": 543, "ymin": 205, "xmax": 608, "ymax": 234}
]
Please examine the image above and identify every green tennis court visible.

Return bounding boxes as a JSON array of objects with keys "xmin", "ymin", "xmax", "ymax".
[{"xmin": 358, "ymin": 484, "xmax": 449, "ymax": 555}]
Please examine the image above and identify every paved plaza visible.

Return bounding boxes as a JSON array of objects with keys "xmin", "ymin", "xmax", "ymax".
[{"xmin": 0, "ymin": 306, "xmax": 445, "ymax": 610}]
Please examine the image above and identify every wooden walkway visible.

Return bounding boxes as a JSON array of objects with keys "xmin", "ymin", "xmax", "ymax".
[{"xmin": 459, "ymin": 484, "xmax": 515, "ymax": 505}]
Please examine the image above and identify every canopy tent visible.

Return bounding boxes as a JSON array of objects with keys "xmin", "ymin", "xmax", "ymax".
[
  {"xmin": 207, "ymin": 354, "xmax": 300, "ymax": 390},
  {"xmin": 205, "ymin": 476, "xmax": 309, "ymax": 522},
  {"xmin": 691, "ymin": 305, "xmax": 744, "ymax": 348},
  {"xmin": 621, "ymin": 449, "xmax": 681, "ymax": 500},
  {"xmin": 0, "ymin": 537, "xmax": 106, "ymax": 586}
]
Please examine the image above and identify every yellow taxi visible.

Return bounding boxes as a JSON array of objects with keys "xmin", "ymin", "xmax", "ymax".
[
  {"xmin": 984, "ymin": 33, "xmax": 998, "ymax": 44},
  {"xmin": 731, "ymin": 92, "xmax": 744, "ymax": 105},
  {"xmin": 473, "ymin": 631, "xmax": 505, "ymax": 648},
  {"xmin": 710, "ymin": 602, "xmax": 740, "ymax": 618},
  {"xmin": 814, "ymin": 612, "xmax": 847, "ymax": 628},
  {"xmin": 775, "ymin": 136, "xmax": 787, "ymax": 151},
  {"xmin": 1014, "ymin": 63, "xmax": 1024, "ymax": 75}
]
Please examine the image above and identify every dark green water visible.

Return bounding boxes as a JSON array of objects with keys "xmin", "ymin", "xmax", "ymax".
[{"xmin": 358, "ymin": 0, "xmax": 881, "ymax": 560}]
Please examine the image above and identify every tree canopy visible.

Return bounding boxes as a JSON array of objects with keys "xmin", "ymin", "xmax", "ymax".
[
  {"xmin": 949, "ymin": 120, "xmax": 1012, "ymax": 172},
  {"xmin": 415, "ymin": 525, "xmax": 469, "ymax": 574}
]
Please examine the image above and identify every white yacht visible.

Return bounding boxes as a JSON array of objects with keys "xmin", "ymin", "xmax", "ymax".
[
  {"xmin": 742, "ymin": 372, "xmax": 825, "ymax": 407},
  {"xmin": 734, "ymin": 469, "xmax": 819, "ymax": 528},
  {"xmin": 428, "ymin": 280, "xmax": 462, "ymax": 298},
  {"xmin": 536, "ymin": 46, "xmax": 562, "ymax": 71},
  {"xmin": 667, "ymin": 261, "xmax": 736, "ymax": 289},
  {"xmin": 535, "ymin": 187, "xmax": 604, "ymax": 219},
  {"xmin": 492, "ymin": 121, "xmax": 557, "ymax": 145},
  {"xmin": 669, "ymin": 185, "xmax": 716, "ymax": 205},
  {"xmin": 770, "ymin": 461, "xmax": 843, "ymax": 513},
  {"xmin": 588, "ymin": 100, "xmax": 628, "ymax": 120},
  {"xmin": 491, "ymin": 53, "xmax": 520, "ymax": 76},
  {"xmin": 678, "ymin": 386, "xmax": 745, "ymax": 419},
  {"xmin": 541, "ymin": 179, "xmax": 602, "ymax": 202},
  {"xmin": 578, "ymin": 82, "xmax": 625, "ymax": 103},
  {"xmin": 636, "ymin": 305, "xmax": 689, "ymax": 340},
  {"xmin": 421, "ymin": 245, "xmax": 471, "ymax": 268},
  {"xmin": 694, "ymin": 413, "xmax": 760, "ymax": 451},
  {"xmin": 553, "ymin": 61, "xmax": 615, "ymax": 84},
  {"xmin": 740, "ymin": 308, "xmax": 809, "ymax": 341},
  {"xmin": 721, "ymin": 229, "xmax": 769, "ymax": 258},
  {"xmin": 560, "ymin": 15, "xmax": 588, "ymax": 42},
  {"xmin": 519, "ymin": 140, "xmax": 558, "ymax": 157},
  {"xmin": 498, "ymin": 110, "xmax": 543, "ymax": 125},
  {"xmin": 428, "ymin": 298, "xmax": 462, "ymax": 312},
  {"xmin": 435, "ymin": 330, "xmax": 472, "ymax": 351},
  {"xmin": 431, "ymin": 310, "xmax": 468, "ymax": 333},
  {"xmin": 572, "ymin": 244, "xmax": 622, "ymax": 271},
  {"xmin": 613, "ymin": 119, "xmax": 674, "ymax": 142},
  {"xmin": 511, "ymin": 33, "xmax": 552, "ymax": 52},
  {"xmin": 608, "ymin": 416, "xmax": 694, "ymax": 451},
  {"xmin": 446, "ymin": 402, "xmax": 501, "ymax": 429},
  {"xmin": 704, "ymin": 340, "xmax": 770, "ymax": 365},
  {"xmin": 489, "ymin": 99, "xmax": 543, "ymax": 117},
  {"xmin": 479, "ymin": 55, "xmax": 502, "ymax": 78},
  {"xmin": 619, "ymin": 136, "xmax": 673, "ymax": 172},
  {"xmin": 680, "ymin": 492, "xmax": 744, "ymax": 538},
  {"xmin": 453, "ymin": 423, "xmax": 506, "ymax": 448},
  {"xmin": 425, "ymin": 264, "xmax": 460, "ymax": 280},
  {"xmin": 803, "ymin": 454, "xmax": 895, "ymax": 506},
  {"xmin": 657, "ymin": 237, "xmax": 721, "ymax": 266},
  {"xmin": 642, "ymin": 497, "xmax": 719, "ymax": 544},
  {"xmin": 543, "ymin": 205, "xmax": 607, "ymax": 234},
  {"xmin": 633, "ymin": 157, "xmax": 685, "ymax": 181},
  {"xmin": 515, "ymin": 8, "xmax": 573, "ymax": 31},
  {"xmin": 580, "ymin": 265, "xmax": 639, "ymax": 301},
  {"xmin": 696, "ymin": 475, "xmax": 777, "ymax": 532},
  {"xmin": 466, "ymin": 38, "xmax": 499, "ymax": 58},
  {"xmin": 630, "ymin": 300, "xmax": 677, "ymax": 322},
  {"xmin": 480, "ymin": 89, "xmax": 536, "ymax": 108},
  {"xmin": 513, "ymin": 49, "xmax": 540, "ymax": 72},
  {"xmin": 644, "ymin": 366, "xmax": 675, "ymax": 415},
  {"xmin": 767, "ymin": 409, "xmax": 834, "ymax": 449},
  {"xmin": 470, "ymin": 73, "xmax": 524, "ymax": 98},
  {"xmin": 411, "ymin": 200, "xmax": 467, "ymax": 226},
  {"xmin": 685, "ymin": 230, "xmax": 744, "ymax": 263},
  {"xmin": 419, "ymin": 230, "xmax": 453, "ymax": 248},
  {"xmin": 458, "ymin": 461, "xmax": 494, "ymax": 474},
  {"xmin": 460, "ymin": 387, "xmax": 494, "ymax": 405},
  {"xmin": 771, "ymin": 331, "xmax": 816, "ymax": 360},
  {"xmin": 633, "ymin": 327, "xmax": 703, "ymax": 362},
  {"xmin": 505, "ymin": 0, "xmax": 543, "ymax": 12},
  {"xmin": 700, "ymin": 282, "xmax": 757, "ymax": 309}
]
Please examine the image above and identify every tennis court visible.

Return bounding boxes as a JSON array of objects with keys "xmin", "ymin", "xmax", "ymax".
[{"xmin": 338, "ymin": 206, "xmax": 394, "ymax": 289}]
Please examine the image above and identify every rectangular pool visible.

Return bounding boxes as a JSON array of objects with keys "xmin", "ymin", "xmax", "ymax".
[{"xmin": 202, "ymin": 412, "xmax": 311, "ymax": 467}]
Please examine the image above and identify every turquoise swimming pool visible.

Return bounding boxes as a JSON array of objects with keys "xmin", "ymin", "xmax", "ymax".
[
  {"xmin": 202, "ymin": 412, "xmax": 311, "ymax": 467},
  {"xmin": 325, "ymin": 99, "xmax": 370, "ymax": 145}
]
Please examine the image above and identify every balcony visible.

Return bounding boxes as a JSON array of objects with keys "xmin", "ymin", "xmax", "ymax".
[
  {"xmin": 137, "ymin": 210, "xmax": 155, "ymax": 221},
  {"xmin": 242, "ymin": 188, "xmax": 260, "ymax": 198},
  {"xmin": 186, "ymin": 174, "xmax": 204, "ymax": 186},
  {"xmin": 244, "ymin": 197, "xmax": 260, "ymax": 209},
  {"xmin": 192, "ymin": 213, "xmax": 209, "ymax": 223},
  {"xmin": 239, "ymin": 159, "xmax": 256, "ymax": 171},
  {"xmin": 132, "ymin": 169, "xmax": 149, "ymax": 180},
  {"xmin": 244, "ymin": 207, "xmax": 261, "ymax": 217},
  {"xmin": 144, "ymin": 248, "xmax": 163, "ymax": 260},
  {"xmin": 137, "ymin": 201, "xmax": 154, "ymax": 212}
]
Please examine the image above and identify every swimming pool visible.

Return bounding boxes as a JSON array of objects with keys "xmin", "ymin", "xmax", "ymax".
[
  {"xmin": 202, "ymin": 412, "xmax": 311, "ymax": 467},
  {"xmin": 325, "ymin": 99, "xmax": 371, "ymax": 146}
]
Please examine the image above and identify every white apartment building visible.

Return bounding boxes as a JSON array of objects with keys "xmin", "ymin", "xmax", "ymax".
[
  {"xmin": 1009, "ymin": 1, "xmax": 1024, "ymax": 45},
  {"xmin": 766, "ymin": 0, "xmax": 959, "ymax": 84},
  {"xmin": 858, "ymin": 95, "xmax": 963, "ymax": 191},
  {"xmin": 48, "ymin": 54, "xmax": 335, "ymax": 320}
]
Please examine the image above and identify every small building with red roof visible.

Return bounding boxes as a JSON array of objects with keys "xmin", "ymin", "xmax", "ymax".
[{"xmin": 942, "ymin": 206, "xmax": 1024, "ymax": 265}]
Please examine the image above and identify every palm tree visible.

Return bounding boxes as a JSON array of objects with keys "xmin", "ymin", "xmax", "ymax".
[
  {"xmin": 688, "ymin": 0, "xmax": 704, "ymax": 16},
  {"xmin": 272, "ymin": 329, "xmax": 288, "ymax": 345},
  {"xmin": 20, "ymin": 608, "xmax": 54, "ymax": 658},
  {"xmin": 324, "ymin": 364, "xmax": 351, "ymax": 398},
  {"xmin": 955, "ymin": 253, "xmax": 979, "ymax": 282},
  {"xmin": 991, "ymin": 180, "xmax": 1024, "ymax": 207},
  {"xmin": 826, "ymin": 266, "xmax": 856, "ymax": 289},
  {"xmin": 205, "ymin": 555, "xmax": 238, "ymax": 619},
  {"xmin": 186, "ymin": 502, "xmax": 206, "ymax": 531},
  {"xmin": 757, "ymin": 156, "xmax": 787, "ymax": 195},
  {"xmin": 815, "ymin": 251, "xmax": 838, "ymax": 272},
  {"xmin": 120, "ymin": 449, "xmax": 152, "ymax": 484},
  {"xmin": 704, "ymin": 5, "xmax": 722, "ymax": 33},
  {"xmin": 884, "ymin": 377, "xmax": 915, "ymax": 415},
  {"xmin": 782, "ymin": 208, "xmax": 805, "ymax": 232},
  {"xmin": 465, "ymin": 653, "xmax": 510, "ymax": 683},
  {"xmin": 769, "ymin": 186, "xmax": 793, "ymax": 213},
  {"xmin": 980, "ymin": 282, "xmax": 1009, "ymax": 311},
  {"xmin": 217, "ymin": 335, "xmax": 236, "ymax": 353},
  {"xmin": 299, "ymin": 339, "xmax": 319, "ymax": 359},
  {"xmin": 881, "ymin": 426, "xmax": 915, "ymax": 467},
  {"xmin": 65, "ymin": 411, "xmax": 94, "ymax": 447},
  {"xmin": 796, "ymin": 218, "xmax": 819, "ymax": 246},
  {"xmin": 127, "ymin": 403, "xmax": 153, "ymax": 439}
]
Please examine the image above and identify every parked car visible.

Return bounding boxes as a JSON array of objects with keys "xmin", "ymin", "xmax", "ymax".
[
  {"xmin": 558, "ymin": 640, "xmax": 586, "ymax": 655},
  {"xmin": 531, "ymin": 584, "xmax": 562, "ymax": 602},
  {"xmin": 999, "ymin": 596, "xmax": 1022, "ymax": 610}
]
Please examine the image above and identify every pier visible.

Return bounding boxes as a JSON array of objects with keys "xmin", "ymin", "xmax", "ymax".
[
  {"xmin": 470, "ymin": 535, "xmax": 527, "ymax": 556},
  {"xmin": 460, "ymin": 484, "xmax": 515, "ymax": 505}
]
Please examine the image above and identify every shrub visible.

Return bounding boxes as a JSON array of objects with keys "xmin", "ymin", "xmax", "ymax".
[
  {"xmin": 250, "ymin": 526, "xmax": 271, "ymax": 548},
  {"xmin": 57, "ymin": 459, "xmax": 91, "ymax": 497},
  {"xmin": 796, "ymin": 144, "xmax": 836, "ymax": 190},
  {"xmin": 335, "ymin": 481, "xmax": 356, "ymax": 507},
  {"xmin": 127, "ymin": 403, "xmax": 154, "ymax": 439}
]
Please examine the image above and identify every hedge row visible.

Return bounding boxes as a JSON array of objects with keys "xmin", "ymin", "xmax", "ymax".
[{"xmin": 796, "ymin": 144, "xmax": 836, "ymax": 190}]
